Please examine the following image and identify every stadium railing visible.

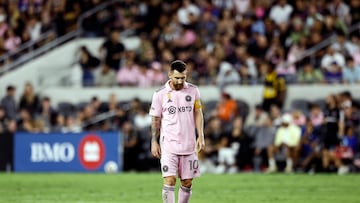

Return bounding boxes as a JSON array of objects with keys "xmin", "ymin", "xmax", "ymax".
[{"xmin": 0, "ymin": 0, "xmax": 122, "ymax": 76}]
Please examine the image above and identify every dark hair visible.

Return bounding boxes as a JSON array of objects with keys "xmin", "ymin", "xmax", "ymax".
[
  {"xmin": 7, "ymin": 85, "xmax": 15, "ymax": 91},
  {"xmin": 340, "ymin": 91, "xmax": 352, "ymax": 99},
  {"xmin": 170, "ymin": 60, "xmax": 186, "ymax": 72}
]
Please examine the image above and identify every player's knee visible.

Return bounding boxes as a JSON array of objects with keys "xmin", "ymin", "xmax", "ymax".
[
  {"xmin": 164, "ymin": 176, "xmax": 176, "ymax": 186},
  {"xmin": 181, "ymin": 179, "xmax": 193, "ymax": 188}
]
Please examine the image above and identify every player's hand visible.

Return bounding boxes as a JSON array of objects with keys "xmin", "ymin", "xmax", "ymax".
[
  {"xmin": 151, "ymin": 140, "xmax": 161, "ymax": 159},
  {"xmin": 196, "ymin": 136, "xmax": 205, "ymax": 153}
]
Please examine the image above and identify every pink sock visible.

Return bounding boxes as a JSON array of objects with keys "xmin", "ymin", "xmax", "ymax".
[
  {"xmin": 178, "ymin": 185, "xmax": 192, "ymax": 203},
  {"xmin": 162, "ymin": 185, "xmax": 175, "ymax": 203}
]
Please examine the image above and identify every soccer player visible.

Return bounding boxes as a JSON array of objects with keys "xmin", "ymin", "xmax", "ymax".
[{"xmin": 149, "ymin": 60, "xmax": 205, "ymax": 203}]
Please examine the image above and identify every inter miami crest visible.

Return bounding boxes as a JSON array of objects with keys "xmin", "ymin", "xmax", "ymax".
[
  {"xmin": 163, "ymin": 165, "xmax": 169, "ymax": 172},
  {"xmin": 185, "ymin": 95, "xmax": 191, "ymax": 102}
]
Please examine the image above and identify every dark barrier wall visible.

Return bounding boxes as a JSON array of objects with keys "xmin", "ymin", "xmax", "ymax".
[
  {"xmin": 0, "ymin": 132, "xmax": 13, "ymax": 171},
  {"xmin": 14, "ymin": 132, "xmax": 121, "ymax": 173}
]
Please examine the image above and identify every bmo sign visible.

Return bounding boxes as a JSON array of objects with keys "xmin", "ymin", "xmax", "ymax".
[
  {"xmin": 14, "ymin": 132, "xmax": 121, "ymax": 172},
  {"xmin": 31, "ymin": 142, "xmax": 75, "ymax": 163}
]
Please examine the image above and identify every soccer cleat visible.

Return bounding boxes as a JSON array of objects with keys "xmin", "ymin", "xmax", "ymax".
[
  {"xmin": 265, "ymin": 166, "xmax": 277, "ymax": 173},
  {"xmin": 285, "ymin": 166, "xmax": 293, "ymax": 173}
]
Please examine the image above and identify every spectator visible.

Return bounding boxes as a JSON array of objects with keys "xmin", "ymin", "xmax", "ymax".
[
  {"xmin": 230, "ymin": 46, "xmax": 258, "ymax": 84},
  {"xmin": 94, "ymin": 63, "xmax": 117, "ymax": 87},
  {"xmin": 216, "ymin": 61, "xmax": 240, "ymax": 90},
  {"xmin": 19, "ymin": 82, "xmax": 40, "ymax": 117},
  {"xmin": 122, "ymin": 121, "xmax": 141, "ymax": 171},
  {"xmin": 321, "ymin": 94, "xmax": 342, "ymax": 172},
  {"xmin": 52, "ymin": 114, "xmax": 65, "ymax": 133},
  {"xmin": 116, "ymin": 58, "xmax": 140, "ymax": 86},
  {"xmin": 252, "ymin": 115, "xmax": 276, "ymax": 172},
  {"xmin": 177, "ymin": 0, "xmax": 200, "ymax": 26},
  {"xmin": 270, "ymin": 104, "xmax": 283, "ymax": 128},
  {"xmin": 150, "ymin": 61, "xmax": 166, "ymax": 86},
  {"xmin": 212, "ymin": 92, "xmax": 238, "ymax": 126},
  {"xmin": 1, "ymin": 85, "xmax": 17, "ymax": 120},
  {"xmin": 349, "ymin": 0, "xmax": 360, "ymax": 25},
  {"xmin": 26, "ymin": 16, "xmax": 41, "ymax": 42},
  {"xmin": 248, "ymin": 34, "xmax": 269, "ymax": 60},
  {"xmin": 244, "ymin": 104, "xmax": 268, "ymax": 132},
  {"xmin": 137, "ymin": 62, "xmax": 154, "ymax": 88},
  {"xmin": 299, "ymin": 118, "xmax": 321, "ymax": 173},
  {"xmin": 268, "ymin": 114, "xmax": 301, "ymax": 173},
  {"xmin": 61, "ymin": 115, "xmax": 82, "ymax": 133},
  {"xmin": 78, "ymin": 46, "xmax": 100, "ymax": 87},
  {"xmin": 309, "ymin": 103, "xmax": 325, "ymax": 128},
  {"xmin": 251, "ymin": 7, "xmax": 266, "ymax": 36},
  {"xmin": 217, "ymin": 9, "xmax": 235, "ymax": 37},
  {"xmin": 36, "ymin": 97, "xmax": 57, "ymax": 132},
  {"xmin": 17, "ymin": 108, "xmax": 35, "ymax": 132},
  {"xmin": 0, "ymin": 105, "xmax": 16, "ymax": 171},
  {"xmin": 342, "ymin": 99, "xmax": 360, "ymax": 131},
  {"xmin": 297, "ymin": 62, "xmax": 325, "ymax": 84},
  {"xmin": 287, "ymin": 16, "xmax": 309, "ymax": 47},
  {"xmin": 342, "ymin": 56, "xmax": 360, "ymax": 84},
  {"xmin": 287, "ymin": 37, "xmax": 307, "ymax": 69},
  {"xmin": 331, "ymin": 32, "xmax": 359, "ymax": 57},
  {"xmin": 216, "ymin": 116, "xmax": 245, "ymax": 174},
  {"xmin": 336, "ymin": 126, "xmax": 358, "ymax": 174},
  {"xmin": 99, "ymin": 30, "xmax": 125, "ymax": 70},
  {"xmin": 261, "ymin": 62, "xmax": 287, "ymax": 112},
  {"xmin": 291, "ymin": 110, "xmax": 307, "ymax": 127},
  {"xmin": 133, "ymin": 104, "xmax": 151, "ymax": 130},
  {"xmin": 324, "ymin": 61, "xmax": 343, "ymax": 83},
  {"xmin": 269, "ymin": 0, "xmax": 293, "ymax": 26},
  {"xmin": 197, "ymin": 10, "xmax": 217, "ymax": 44},
  {"xmin": 0, "ymin": 9, "xmax": 8, "ymax": 38},
  {"xmin": 321, "ymin": 46, "xmax": 345, "ymax": 72},
  {"xmin": 327, "ymin": 0, "xmax": 351, "ymax": 25},
  {"xmin": 199, "ymin": 116, "xmax": 227, "ymax": 174},
  {"xmin": 0, "ymin": 106, "xmax": 9, "ymax": 133},
  {"xmin": 4, "ymin": 28, "xmax": 21, "ymax": 53},
  {"xmin": 305, "ymin": 3, "xmax": 324, "ymax": 28}
]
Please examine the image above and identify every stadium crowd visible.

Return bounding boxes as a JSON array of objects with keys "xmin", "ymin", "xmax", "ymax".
[
  {"xmin": 1, "ymin": 0, "xmax": 360, "ymax": 84},
  {"xmin": 1, "ymin": 0, "xmax": 360, "ymax": 174},
  {"xmin": 74, "ymin": 0, "xmax": 360, "ymax": 88}
]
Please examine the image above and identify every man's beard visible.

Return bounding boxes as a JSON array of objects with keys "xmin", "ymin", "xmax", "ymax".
[{"xmin": 174, "ymin": 84, "xmax": 183, "ymax": 90}]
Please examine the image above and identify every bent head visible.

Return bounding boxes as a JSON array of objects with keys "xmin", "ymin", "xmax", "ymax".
[{"xmin": 169, "ymin": 60, "xmax": 187, "ymax": 90}]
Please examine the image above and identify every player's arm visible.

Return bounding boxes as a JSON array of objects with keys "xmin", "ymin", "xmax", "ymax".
[
  {"xmin": 194, "ymin": 99, "xmax": 205, "ymax": 152},
  {"xmin": 151, "ymin": 116, "xmax": 161, "ymax": 159}
]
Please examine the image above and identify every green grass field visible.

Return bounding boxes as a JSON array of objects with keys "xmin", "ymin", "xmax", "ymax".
[{"xmin": 0, "ymin": 172, "xmax": 359, "ymax": 203}]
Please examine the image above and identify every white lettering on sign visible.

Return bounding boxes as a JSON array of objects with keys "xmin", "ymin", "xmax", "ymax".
[
  {"xmin": 30, "ymin": 142, "xmax": 75, "ymax": 162},
  {"xmin": 84, "ymin": 141, "xmax": 100, "ymax": 162}
]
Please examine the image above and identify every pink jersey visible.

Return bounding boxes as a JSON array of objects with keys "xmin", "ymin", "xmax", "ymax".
[{"xmin": 149, "ymin": 80, "xmax": 201, "ymax": 155}]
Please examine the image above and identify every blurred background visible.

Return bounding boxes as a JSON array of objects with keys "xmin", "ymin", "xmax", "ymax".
[{"xmin": 0, "ymin": 0, "xmax": 360, "ymax": 175}]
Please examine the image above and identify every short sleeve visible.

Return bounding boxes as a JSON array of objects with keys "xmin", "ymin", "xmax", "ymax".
[{"xmin": 149, "ymin": 92, "xmax": 162, "ymax": 117}]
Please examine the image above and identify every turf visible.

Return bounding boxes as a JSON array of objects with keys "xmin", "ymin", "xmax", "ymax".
[{"xmin": 0, "ymin": 172, "xmax": 359, "ymax": 203}]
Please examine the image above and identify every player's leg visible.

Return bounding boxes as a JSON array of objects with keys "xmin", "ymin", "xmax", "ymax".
[
  {"xmin": 178, "ymin": 153, "xmax": 200, "ymax": 203},
  {"xmin": 178, "ymin": 179, "xmax": 193, "ymax": 203},
  {"xmin": 163, "ymin": 176, "xmax": 177, "ymax": 203},
  {"xmin": 161, "ymin": 153, "xmax": 178, "ymax": 203}
]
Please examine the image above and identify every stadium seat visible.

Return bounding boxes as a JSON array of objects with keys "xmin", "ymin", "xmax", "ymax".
[
  {"xmin": 57, "ymin": 102, "xmax": 76, "ymax": 116},
  {"xmin": 291, "ymin": 99, "xmax": 310, "ymax": 114},
  {"xmin": 76, "ymin": 101, "xmax": 89, "ymax": 111},
  {"xmin": 312, "ymin": 98, "xmax": 327, "ymax": 111},
  {"xmin": 236, "ymin": 100, "xmax": 250, "ymax": 121},
  {"xmin": 203, "ymin": 100, "xmax": 218, "ymax": 120}
]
